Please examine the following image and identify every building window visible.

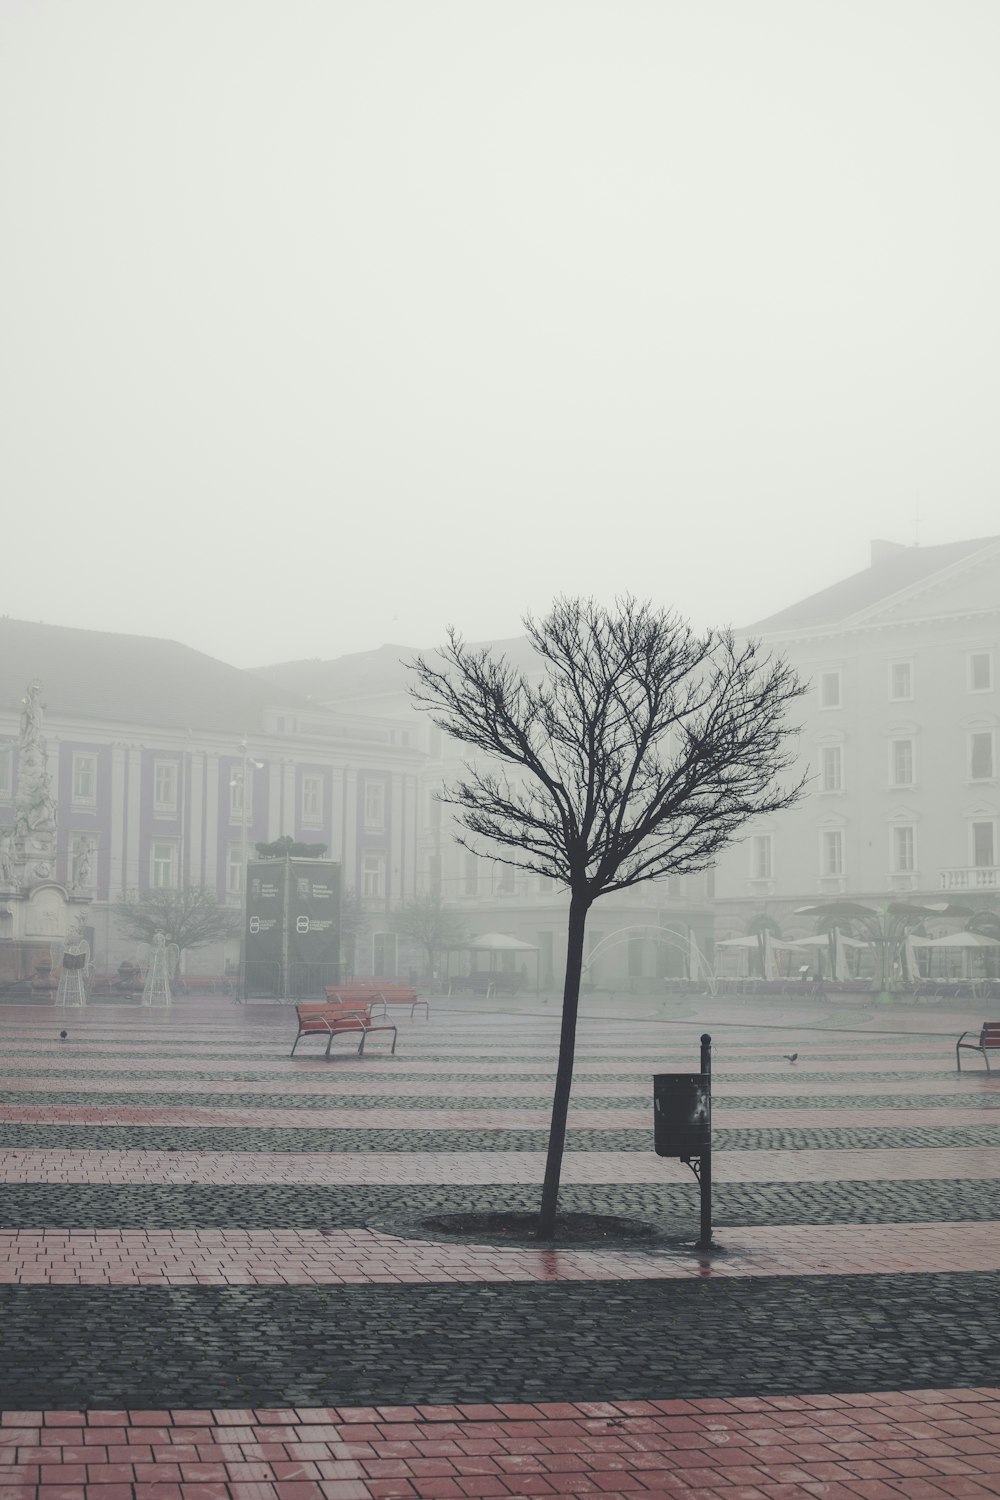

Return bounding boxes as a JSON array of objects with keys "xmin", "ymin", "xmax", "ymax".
[
  {"xmin": 72, "ymin": 753, "xmax": 97, "ymax": 807},
  {"xmin": 821, "ymin": 830, "xmax": 844, "ymax": 877},
  {"xmin": 495, "ymin": 864, "xmax": 516, "ymax": 895},
  {"xmin": 153, "ymin": 759, "xmax": 178, "ymax": 814},
  {"xmin": 819, "ymin": 670, "xmax": 842, "ymax": 709},
  {"xmin": 892, "ymin": 825, "xmax": 915, "ymax": 872},
  {"xmin": 820, "ymin": 745, "xmax": 843, "ymax": 793},
  {"xmin": 230, "ymin": 771, "xmax": 252, "ymax": 822},
  {"xmin": 226, "ymin": 845, "xmax": 244, "ymax": 897},
  {"xmin": 0, "ymin": 744, "xmax": 12, "ymax": 801},
  {"xmin": 301, "ymin": 774, "xmax": 323, "ymax": 826},
  {"xmin": 463, "ymin": 851, "xmax": 478, "ymax": 897},
  {"xmin": 969, "ymin": 731, "xmax": 995, "ymax": 781},
  {"xmin": 889, "ymin": 738, "xmax": 914, "ymax": 787},
  {"xmin": 364, "ymin": 780, "xmax": 385, "ymax": 830},
  {"xmin": 150, "ymin": 841, "xmax": 178, "ymax": 889},
  {"xmin": 889, "ymin": 661, "xmax": 913, "ymax": 701},
  {"xmin": 972, "ymin": 820, "xmax": 996, "ymax": 868},
  {"xmin": 750, "ymin": 835, "xmax": 772, "ymax": 880},
  {"xmin": 362, "ymin": 852, "xmax": 385, "ymax": 898},
  {"xmin": 969, "ymin": 652, "xmax": 994, "ymax": 693}
]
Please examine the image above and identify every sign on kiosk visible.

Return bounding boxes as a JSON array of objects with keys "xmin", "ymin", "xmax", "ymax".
[{"xmin": 244, "ymin": 858, "xmax": 341, "ymax": 999}]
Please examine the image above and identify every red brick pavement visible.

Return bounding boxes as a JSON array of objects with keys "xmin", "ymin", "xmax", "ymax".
[
  {"xmin": 2, "ymin": 1103, "xmax": 995, "ymax": 1130},
  {"xmin": 4, "ymin": 997, "xmax": 1000, "ymax": 1498},
  {"xmin": 2, "ymin": 1391, "xmax": 1000, "ymax": 1500},
  {"xmin": 3, "ymin": 1220, "xmax": 1000, "ymax": 1286}
]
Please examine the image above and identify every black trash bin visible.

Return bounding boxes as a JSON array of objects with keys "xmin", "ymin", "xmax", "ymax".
[{"xmin": 652, "ymin": 1073, "xmax": 711, "ymax": 1161}]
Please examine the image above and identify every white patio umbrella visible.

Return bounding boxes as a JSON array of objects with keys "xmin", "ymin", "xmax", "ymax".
[
  {"xmin": 717, "ymin": 932, "xmax": 779, "ymax": 977},
  {"xmin": 777, "ymin": 933, "xmax": 834, "ymax": 979},
  {"xmin": 465, "ymin": 932, "xmax": 540, "ymax": 951},
  {"xmin": 713, "ymin": 934, "xmax": 759, "ymax": 978},
  {"xmin": 459, "ymin": 932, "xmax": 540, "ymax": 990},
  {"xmin": 909, "ymin": 931, "xmax": 1000, "ymax": 947},
  {"xmin": 910, "ymin": 929, "xmax": 1000, "ymax": 980}
]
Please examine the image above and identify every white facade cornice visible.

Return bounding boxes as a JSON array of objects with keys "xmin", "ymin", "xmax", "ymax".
[{"xmin": 745, "ymin": 604, "xmax": 1000, "ymax": 650}]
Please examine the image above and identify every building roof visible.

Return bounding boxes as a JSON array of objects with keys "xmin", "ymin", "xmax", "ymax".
[
  {"xmin": 255, "ymin": 636, "xmax": 540, "ymax": 706},
  {"xmin": 745, "ymin": 536, "xmax": 1000, "ymax": 633},
  {"xmin": 0, "ymin": 618, "xmax": 309, "ymax": 734}
]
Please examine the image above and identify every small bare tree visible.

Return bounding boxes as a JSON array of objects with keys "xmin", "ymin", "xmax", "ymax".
[
  {"xmin": 339, "ymin": 885, "xmax": 368, "ymax": 977},
  {"xmin": 391, "ymin": 894, "xmax": 467, "ymax": 981},
  {"xmin": 114, "ymin": 885, "xmax": 240, "ymax": 964},
  {"xmin": 409, "ymin": 596, "xmax": 806, "ymax": 1238}
]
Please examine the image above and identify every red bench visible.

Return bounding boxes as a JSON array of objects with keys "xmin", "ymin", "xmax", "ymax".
[
  {"xmin": 291, "ymin": 1001, "xmax": 397, "ymax": 1058},
  {"xmin": 956, "ymin": 1022, "xmax": 1000, "ymax": 1072},
  {"xmin": 324, "ymin": 983, "xmax": 429, "ymax": 1020}
]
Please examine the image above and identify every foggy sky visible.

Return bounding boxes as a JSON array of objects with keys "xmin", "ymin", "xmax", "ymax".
[{"xmin": 3, "ymin": 1, "xmax": 999, "ymax": 668}]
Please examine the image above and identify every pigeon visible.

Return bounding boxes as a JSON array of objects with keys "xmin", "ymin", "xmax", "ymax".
[
  {"xmin": 783, "ymin": 1052, "xmax": 798, "ymax": 1063},
  {"xmin": 59, "ymin": 1030, "xmax": 68, "ymax": 1041}
]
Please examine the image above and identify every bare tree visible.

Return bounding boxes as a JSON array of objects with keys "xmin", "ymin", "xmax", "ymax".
[
  {"xmin": 390, "ymin": 894, "xmax": 468, "ymax": 981},
  {"xmin": 339, "ymin": 885, "xmax": 368, "ymax": 976},
  {"xmin": 114, "ymin": 885, "xmax": 240, "ymax": 962},
  {"xmin": 408, "ymin": 596, "xmax": 806, "ymax": 1238}
]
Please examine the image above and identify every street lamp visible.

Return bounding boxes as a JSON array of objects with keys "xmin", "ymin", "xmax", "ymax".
[{"xmin": 231, "ymin": 738, "xmax": 263, "ymax": 997}]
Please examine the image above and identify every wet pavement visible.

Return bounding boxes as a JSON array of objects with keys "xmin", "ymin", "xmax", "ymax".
[{"xmin": 2, "ymin": 989, "xmax": 1000, "ymax": 1497}]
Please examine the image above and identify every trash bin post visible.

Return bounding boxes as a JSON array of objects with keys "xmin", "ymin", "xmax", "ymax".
[
  {"xmin": 698, "ymin": 1032, "xmax": 712, "ymax": 1250},
  {"xmin": 652, "ymin": 1032, "xmax": 714, "ymax": 1251}
]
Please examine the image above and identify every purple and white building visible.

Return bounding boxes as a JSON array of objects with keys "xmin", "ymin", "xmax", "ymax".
[{"xmin": 0, "ymin": 620, "xmax": 424, "ymax": 974}]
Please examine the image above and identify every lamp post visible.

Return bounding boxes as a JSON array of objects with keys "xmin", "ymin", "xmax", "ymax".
[{"xmin": 231, "ymin": 739, "xmax": 263, "ymax": 999}]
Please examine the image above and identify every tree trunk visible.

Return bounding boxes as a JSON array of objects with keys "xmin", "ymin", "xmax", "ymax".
[{"xmin": 537, "ymin": 890, "xmax": 589, "ymax": 1240}]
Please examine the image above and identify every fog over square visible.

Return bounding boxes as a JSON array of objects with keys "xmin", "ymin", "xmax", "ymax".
[{"xmin": 3, "ymin": 0, "xmax": 999, "ymax": 665}]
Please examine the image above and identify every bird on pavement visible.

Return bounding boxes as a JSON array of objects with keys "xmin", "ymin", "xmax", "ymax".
[{"xmin": 783, "ymin": 1052, "xmax": 798, "ymax": 1063}]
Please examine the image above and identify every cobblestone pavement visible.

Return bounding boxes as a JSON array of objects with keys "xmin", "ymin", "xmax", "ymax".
[{"xmin": 2, "ymin": 992, "xmax": 1000, "ymax": 1498}]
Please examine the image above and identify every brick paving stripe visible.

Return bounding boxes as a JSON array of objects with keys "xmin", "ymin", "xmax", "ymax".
[
  {"xmin": 4, "ymin": 1220, "xmax": 1000, "ymax": 1285},
  {"xmin": 3, "ymin": 993, "xmax": 1000, "ymax": 1496},
  {"xmin": 4, "ymin": 1143, "xmax": 1000, "ymax": 1182}
]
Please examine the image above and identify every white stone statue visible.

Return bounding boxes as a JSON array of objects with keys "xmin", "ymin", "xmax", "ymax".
[
  {"xmin": 73, "ymin": 838, "xmax": 93, "ymax": 887},
  {"xmin": 14, "ymin": 679, "xmax": 57, "ymax": 882},
  {"xmin": 19, "ymin": 680, "xmax": 43, "ymax": 749}
]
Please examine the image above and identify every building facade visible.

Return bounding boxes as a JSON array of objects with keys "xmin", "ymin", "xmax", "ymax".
[
  {"xmin": 712, "ymin": 536, "xmax": 1000, "ymax": 942},
  {"xmin": 0, "ymin": 621, "xmax": 423, "ymax": 974}
]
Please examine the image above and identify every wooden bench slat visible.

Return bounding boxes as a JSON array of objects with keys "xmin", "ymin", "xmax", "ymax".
[
  {"xmin": 291, "ymin": 1001, "xmax": 398, "ymax": 1059},
  {"xmin": 324, "ymin": 984, "xmax": 429, "ymax": 1019}
]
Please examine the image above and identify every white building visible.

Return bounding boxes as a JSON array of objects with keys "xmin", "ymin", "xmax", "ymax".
[{"xmin": 713, "ymin": 535, "xmax": 1000, "ymax": 939}]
